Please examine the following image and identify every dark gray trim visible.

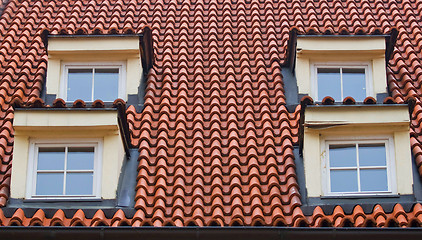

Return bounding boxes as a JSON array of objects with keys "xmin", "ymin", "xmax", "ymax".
[
  {"xmin": 411, "ymin": 153, "xmax": 422, "ymax": 201},
  {"xmin": 281, "ymin": 67, "xmax": 300, "ymax": 106},
  {"xmin": 6, "ymin": 199, "xmax": 117, "ymax": 210},
  {"xmin": 44, "ymin": 94, "xmax": 57, "ymax": 106},
  {"xmin": 376, "ymin": 93, "xmax": 389, "ymax": 102},
  {"xmin": 0, "ymin": 227, "xmax": 422, "ymax": 240},
  {"xmin": 116, "ymin": 149, "xmax": 138, "ymax": 208}
]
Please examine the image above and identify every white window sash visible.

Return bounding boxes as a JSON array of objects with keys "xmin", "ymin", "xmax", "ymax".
[
  {"xmin": 321, "ymin": 136, "xmax": 397, "ymax": 196},
  {"xmin": 311, "ymin": 62, "xmax": 372, "ymax": 101},
  {"xmin": 60, "ymin": 62, "xmax": 126, "ymax": 102},
  {"xmin": 26, "ymin": 139, "xmax": 103, "ymax": 200}
]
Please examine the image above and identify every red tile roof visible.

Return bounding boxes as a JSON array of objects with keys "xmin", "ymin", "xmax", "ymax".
[{"xmin": 0, "ymin": 0, "xmax": 421, "ymax": 227}]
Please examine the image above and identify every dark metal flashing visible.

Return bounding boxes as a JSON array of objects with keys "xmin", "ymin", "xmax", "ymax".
[
  {"xmin": 0, "ymin": 227, "xmax": 422, "ymax": 240},
  {"xmin": 281, "ymin": 67, "xmax": 299, "ymax": 106},
  {"xmin": 376, "ymin": 93, "xmax": 389, "ymax": 102},
  {"xmin": 44, "ymin": 94, "xmax": 56, "ymax": 106},
  {"xmin": 116, "ymin": 149, "xmax": 138, "ymax": 208},
  {"xmin": 5, "ymin": 200, "xmax": 117, "ymax": 213}
]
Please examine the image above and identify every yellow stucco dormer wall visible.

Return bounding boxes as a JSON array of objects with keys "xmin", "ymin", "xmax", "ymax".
[
  {"xmin": 295, "ymin": 37, "xmax": 387, "ymax": 100},
  {"xmin": 11, "ymin": 110, "xmax": 125, "ymax": 200},
  {"xmin": 303, "ymin": 105, "xmax": 413, "ymax": 197},
  {"xmin": 47, "ymin": 36, "xmax": 143, "ymax": 99}
]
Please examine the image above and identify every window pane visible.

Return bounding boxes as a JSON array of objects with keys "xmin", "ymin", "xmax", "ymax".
[
  {"xmin": 67, "ymin": 69, "xmax": 93, "ymax": 101},
  {"xmin": 67, "ymin": 147, "xmax": 95, "ymax": 170},
  {"xmin": 66, "ymin": 173, "xmax": 93, "ymax": 195},
  {"xmin": 330, "ymin": 169, "xmax": 358, "ymax": 192},
  {"xmin": 343, "ymin": 68, "xmax": 366, "ymax": 102},
  {"xmin": 359, "ymin": 143, "xmax": 387, "ymax": 166},
  {"xmin": 329, "ymin": 144, "xmax": 356, "ymax": 167},
  {"xmin": 93, "ymin": 68, "xmax": 119, "ymax": 101},
  {"xmin": 317, "ymin": 68, "xmax": 341, "ymax": 101},
  {"xmin": 36, "ymin": 173, "xmax": 64, "ymax": 195},
  {"xmin": 360, "ymin": 169, "xmax": 388, "ymax": 192},
  {"xmin": 37, "ymin": 147, "xmax": 65, "ymax": 170}
]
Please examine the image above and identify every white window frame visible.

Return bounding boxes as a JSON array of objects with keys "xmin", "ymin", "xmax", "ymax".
[
  {"xmin": 321, "ymin": 135, "xmax": 397, "ymax": 197},
  {"xmin": 60, "ymin": 61, "xmax": 126, "ymax": 102},
  {"xmin": 26, "ymin": 138, "xmax": 103, "ymax": 200},
  {"xmin": 311, "ymin": 62, "xmax": 373, "ymax": 101}
]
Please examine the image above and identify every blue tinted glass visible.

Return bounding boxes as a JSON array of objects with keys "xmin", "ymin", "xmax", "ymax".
[
  {"xmin": 360, "ymin": 169, "xmax": 388, "ymax": 192},
  {"xmin": 343, "ymin": 68, "xmax": 366, "ymax": 101},
  {"xmin": 359, "ymin": 144, "xmax": 386, "ymax": 167},
  {"xmin": 317, "ymin": 68, "xmax": 341, "ymax": 101},
  {"xmin": 36, "ymin": 173, "xmax": 63, "ymax": 195},
  {"xmin": 66, "ymin": 173, "xmax": 93, "ymax": 195},
  {"xmin": 67, "ymin": 69, "xmax": 93, "ymax": 101},
  {"xmin": 37, "ymin": 147, "xmax": 65, "ymax": 170},
  {"xmin": 329, "ymin": 144, "xmax": 356, "ymax": 168},
  {"xmin": 67, "ymin": 147, "xmax": 95, "ymax": 170},
  {"xmin": 330, "ymin": 169, "xmax": 358, "ymax": 192},
  {"xmin": 93, "ymin": 68, "xmax": 119, "ymax": 102}
]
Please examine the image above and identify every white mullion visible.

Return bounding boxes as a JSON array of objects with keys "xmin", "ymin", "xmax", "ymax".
[
  {"xmin": 66, "ymin": 170, "xmax": 95, "ymax": 173},
  {"xmin": 91, "ymin": 68, "xmax": 95, "ymax": 102},
  {"xmin": 330, "ymin": 166, "xmax": 360, "ymax": 170},
  {"xmin": 356, "ymin": 143, "xmax": 361, "ymax": 192},
  {"xmin": 359, "ymin": 166, "xmax": 388, "ymax": 170},
  {"xmin": 63, "ymin": 147, "xmax": 68, "ymax": 195},
  {"xmin": 340, "ymin": 67, "xmax": 344, "ymax": 100}
]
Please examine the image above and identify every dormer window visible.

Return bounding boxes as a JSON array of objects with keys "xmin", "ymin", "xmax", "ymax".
[
  {"xmin": 63, "ymin": 64, "xmax": 125, "ymax": 102},
  {"xmin": 295, "ymin": 36, "xmax": 387, "ymax": 102},
  {"xmin": 314, "ymin": 64, "xmax": 370, "ymax": 102},
  {"xmin": 46, "ymin": 35, "xmax": 142, "ymax": 103}
]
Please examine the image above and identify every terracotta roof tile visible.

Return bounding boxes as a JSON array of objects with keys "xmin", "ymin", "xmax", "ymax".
[{"xmin": 0, "ymin": 0, "xmax": 419, "ymax": 227}]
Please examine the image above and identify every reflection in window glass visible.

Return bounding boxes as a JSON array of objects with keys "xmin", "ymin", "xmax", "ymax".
[
  {"xmin": 34, "ymin": 145, "xmax": 96, "ymax": 197},
  {"xmin": 329, "ymin": 144, "xmax": 356, "ymax": 168},
  {"xmin": 67, "ymin": 69, "xmax": 92, "ymax": 102},
  {"xmin": 37, "ymin": 147, "xmax": 65, "ymax": 170},
  {"xmin": 328, "ymin": 142, "xmax": 389, "ymax": 194},
  {"xmin": 94, "ymin": 69, "xmax": 119, "ymax": 101},
  {"xmin": 343, "ymin": 68, "xmax": 366, "ymax": 101},
  {"xmin": 317, "ymin": 68, "xmax": 341, "ymax": 101},
  {"xmin": 317, "ymin": 67, "xmax": 366, "ymax": 102},
  {"xmin": 66, "ymin": 67, "xmax": 120, "ymax": 102},
  {"xmin": 330, "ymin": 169, "xmax": 358, "ymax": 192}
]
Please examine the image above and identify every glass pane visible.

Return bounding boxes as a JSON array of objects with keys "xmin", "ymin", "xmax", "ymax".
[
  {"xmin": 66, "ymin": 173, "xmax": 93, "ymax": 195},
  {"xmin": 36, "ymin": 173, "xmax": 64, "ymax": 195},
  {"xmin": 67, "ymin": 69, "xmax": 93, "ymax": 101},
  {"xmin": 37, "ymin": 147, "xmax": 65, "ymax": 170},
  {"xmin": 361, "ymin": 169, "xmax": 388, "ymax": 192},
  {"xmin": 67, "ymin": 147, "xmax": 95, "ymax": 170},
  {"xmin": 343, "ymin": 68, "xmax": 366, "ymax": 101},
  {"xmin": 317, "ymin": 68, "xmax": 341, "ymax": 101},
  {"xmin": 359, "ymin": 143, "xmax": 387, "ymax": 167},
  {"xmin": 329, "ymin": 144, "xmax": 356, "ymax": 167},
  {"xmin": 93, "ymin": 68, "xmax": 119, "ymax": 101},
  {"xmin": 330, "ymin": 169, "xmax": 358, "ymax": 192}
]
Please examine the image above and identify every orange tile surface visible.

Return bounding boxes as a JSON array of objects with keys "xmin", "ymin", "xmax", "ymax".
[{"xmin": 0, "ymin": 0, "xmax": 420, "ymax": 227}]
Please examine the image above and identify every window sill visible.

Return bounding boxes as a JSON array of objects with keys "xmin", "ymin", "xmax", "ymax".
[
  {"xmin": 321, "ymin": 194, "xmax": 400, "ymax": 199},
  {"xmin": 23, "ymin": 198, "xmax": 102, "ymax": 203}
]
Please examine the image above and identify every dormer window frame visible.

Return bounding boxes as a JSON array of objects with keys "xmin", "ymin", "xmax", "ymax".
[
  {"xmin": 311, "ymin": 61, "xmax": 373, "ymax": 102},
  {"xmin": 60, "ymin": 61, "xmax": 127, "ymax": 103}
]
